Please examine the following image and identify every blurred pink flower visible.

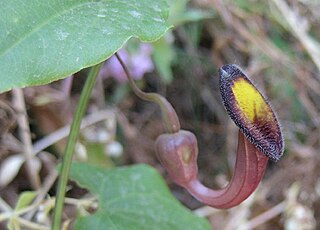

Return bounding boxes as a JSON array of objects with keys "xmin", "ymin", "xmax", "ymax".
[{"xmin": 100, "ymin": 43, "xmax": 154, "ymax": 83}]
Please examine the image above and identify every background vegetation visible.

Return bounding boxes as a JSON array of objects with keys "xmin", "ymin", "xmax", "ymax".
[{"xmin": 1, "ymin": 0, "xmax": 319, "ymax": 229}]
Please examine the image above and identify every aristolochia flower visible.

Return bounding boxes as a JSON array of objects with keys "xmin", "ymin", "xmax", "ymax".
[{"xmin": 155, "ymin": 64, "xmax": 284, "ymax": 209}]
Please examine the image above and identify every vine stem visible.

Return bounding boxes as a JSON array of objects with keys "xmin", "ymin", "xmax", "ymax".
[
  {"xmin": 115, "ymin": 53, "xmax": 180, "ymax": 133},
  {"xmin": 12, "ymin": 88, "xmax": 41, "ymax": 189},
  {"xmin": 52, "ymin": 63, "xmax": 102, "ymax": 230}
]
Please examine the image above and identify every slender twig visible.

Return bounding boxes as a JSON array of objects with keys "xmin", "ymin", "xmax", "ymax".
[
  {"xmin": 244, "ymin": 201, "xmax": 285, "ymax": 229},
  {"xmin": 193, "ymin": 206, "xmax": 220, "ymax": 217},
  {"xmin": 211, "ymin": 0, "xmax": 289, "ymax": 65},
  {"xmin": 115, "ymin": 53, "xmax": 180, "ymax": 133},
  {"xmin": 0, "ymin": 196, "xmax": 12, "ymax": 212},
  {"xmin": 60, "ymin": 75, "xmax": 73, "ymax": 98},
  {"xmin": 16, "ymin": 217, "xmax": 50, "ymax": 230},
  {"xmin": 0, "ymin": 201, "xmax": 38, "ymax": 220},
  {"xmin": 32, "ymin": 109, "xmax": 115, "ymax": 155},
  {"xmin": 12, "ymin": 88, "xmax": 40, "ymax": 189},
  {"xmin": 52, "ymin": 63, "xmax": 102, "ymax": 230},
  {"xmin": 24, "ymin": 170, "xmax": 58, "ymax": 220},
  {"xmin": 271, "ymin": 0, "xmax": 320, "ymax": 73},
  {"xmin": 0, "ymin": 196, "xmax": 53, "ymax": 223},
  {"xmin": 64, "ymin": 197, "xmax": 97, "ymax": 207},
  {"xmin": 0, "ymin": 212, "xmax": 12, "ymax": 223}
]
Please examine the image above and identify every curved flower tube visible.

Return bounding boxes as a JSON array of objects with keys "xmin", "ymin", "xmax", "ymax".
[
  {"xmin": 115, "ymin": 53, "xmax": 283, "ymax": 209},
  {"xmin": 156, "ymin": 130, "xmax": 268, "ymax": 209},
  {"xmin": 185, "ymin": 131, "xmax": 268, "ymax": 208}
]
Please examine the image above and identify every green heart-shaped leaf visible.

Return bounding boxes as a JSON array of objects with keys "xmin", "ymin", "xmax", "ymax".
[
  {"xmin": 0, "ymin": 0, "xmax": 171, "ymax": 93},
  {"xmin": 69, "ymin": 163, "xmax": 211, "ymax": 230}
]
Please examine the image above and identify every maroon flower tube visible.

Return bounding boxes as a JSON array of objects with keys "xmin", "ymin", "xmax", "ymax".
[
  {"xmin": 156, "ymin": 130, "xmax": 268, "ymax": 209},
  {"xmin": 184, "ymin": 131, "xmax": 268, "ymax": 209}
]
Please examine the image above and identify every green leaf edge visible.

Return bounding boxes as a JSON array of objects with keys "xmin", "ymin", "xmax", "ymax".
[
  {"xmin": 0, "ymin": 28, "xmax": 171, "ymax": 94},
  {"xmin": 67, "ymin": 163, "xmax": 211, "ymax": 230}
]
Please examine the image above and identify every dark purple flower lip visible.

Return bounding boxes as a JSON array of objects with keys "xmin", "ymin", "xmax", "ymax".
[{"xmin": 219, "ymin": 64, "xmax": 284, "ymax": 161}]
